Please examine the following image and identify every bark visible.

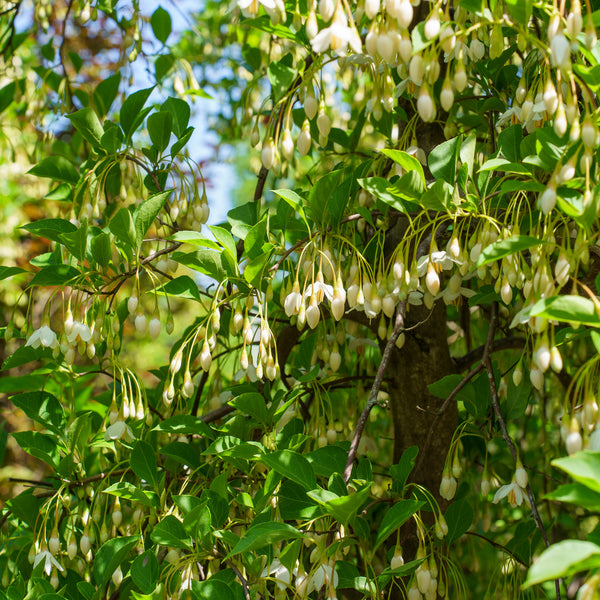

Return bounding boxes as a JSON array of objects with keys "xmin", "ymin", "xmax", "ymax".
[{"xmin": 387, "ymin": 301, "xmax": 457, "ymax": 561}]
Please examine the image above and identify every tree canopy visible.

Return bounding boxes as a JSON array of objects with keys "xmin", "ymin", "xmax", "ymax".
[{"xmin": 2, "ymin": 0, "xmax": 600, "ymax": 599}]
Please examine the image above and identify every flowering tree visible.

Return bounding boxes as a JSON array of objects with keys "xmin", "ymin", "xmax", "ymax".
[{"xmin": 2, "ymin": 0, "xmax": 600, "ymax": 598}]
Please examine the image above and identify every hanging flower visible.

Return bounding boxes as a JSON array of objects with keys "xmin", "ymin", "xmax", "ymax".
[
  {"xmin": 310, "ymin": 6, "xmax": 361, "ymax": 56},
  {"xmin": 25, "ymin": 325, "xmax": 58, "ymax": 349},
  {"xmin": 308, "ymin": 563, "xmax": 338, "ymax": 594},
  {"xmin": 492, "ymin": 479, "xmax": 530, "ymax": 507},
  {"xmin": 237, "ymin": 0, "xmax": 276, "ymax": 17},
  {"xmin": 104, "ymin": 420, "xmax": 135, "ymax": 443},
  {"xmin": 261, "ymin": 559, "xmax": 292, "ymax": 590},
  {"xmin": 67, "ymin": 321, "xmax": 91, "ymax": 345},
  {"xmin": 34, "ymin": 549, "xmax": 64, "ymax": 576}
]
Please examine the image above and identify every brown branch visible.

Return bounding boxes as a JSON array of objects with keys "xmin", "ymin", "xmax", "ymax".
[
  {"xmin": 225, "ymin": 559, "xmax": 250, "ymax": 600},
  {"xmin": 484, "ymin": 302, "xmax": 561, "ymax": 600},
  {"xmin": 191, "ymin": 369, "xmax": 210, "ymax": 417},
  {"xmin": 343, "ymin": 302, "xmax": 406, "ymax": 484}
]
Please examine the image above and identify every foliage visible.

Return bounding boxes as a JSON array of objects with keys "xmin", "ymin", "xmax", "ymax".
[{"xmin": 2, "ymin": 0, "xmax": 600, "ymax": 599}]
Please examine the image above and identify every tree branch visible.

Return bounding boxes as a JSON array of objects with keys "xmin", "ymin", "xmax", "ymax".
[{"xmin": 343, "ymin": 302, "xmax": 406, "ymax": 484}]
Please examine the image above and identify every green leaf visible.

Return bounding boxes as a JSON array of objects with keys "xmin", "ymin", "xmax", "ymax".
[
  {"xmin": 109, "ymin": 206, "xmax": 137, "ymax": 248},
  {"xmin": 28, "ymin": 264, "xmax": 80, "ymax": 287},
  {"xmin": 100, "ymin": 124, "xmax": 124, "ymax": 153},
  {"xmin": 130, "ymin": 551, "xmax": 159, "ymax": 594},
  {"xmin": 131, "ymin": 440, "xmax": 158, "ymax": 488},
  {"xmin": 477, "ymin": 235, "xmax": 549, "ymax": 267},
  {"xmin": 151, "ymin": 515, "xmax": 192, "ymax": 549},
  {"xmin": 268, "ymin": 59, "xmax": 295, "ymax": 102},
  {"xmin": 358, "ymin": 177, "xmax": 415, "ymax": 215},
  {"xmin": 380, "ymin": 149, "xmax": 426, "ymax": 185},
  {"xmin": 209, "ymin": 225, "xmax": 237, "ymax": 261},
  {"xmin": 93, "ymin": 536, "xmax": 139, "ymax": 586},
  {"xmin": 191, "ymin": 580, "xmax": 236, "ymax": 600},
  {"xmin": 228, "ymin": 203, "xmax": 257, "ymax": 239},
  {"xmin": 320, "ymin": 484, "xmax": 372, "ymax": 525},
  {"xmin": 11, "ymin": 391, "xmax": 66, "ymax": 437},
  {"xmin": 0, "ymin": 265, "xmax": 27, "ymax": 281},
  {"xmin": 544, "ymin": 483, "xmax": 600, "ymax": 511},
  {"xmin": 90, "ymin": 232, "xmax": 112, "ymax": 267},
  {"xmin": 133, "ymin": 189, "xmax": 172, "ymax": 246},
  {"xmin": 2, "ymin": 345, "xmax": 51, "ymax": 370},
  {"xmin": 103, "ymin": 482, "xmax": 158, "ymax": 507},
  {"xmin": 147, "ymin": 111, "xmax": 172, "ymax": 153},
  {"xmin": 151, "ymin": 6, "xmax": 172, "ymax": 44},
  {"xmin": 93, "ymin": 74, "xmax": 120, "ymax": 117},
  {"xmin": 59, "ymin": 221, "xmax": 88, "ymax": 261},
  {"xmin": 153, "ymin": 415, "xmax": 216, "ymax": 439},
  {"xmin": 172, "ymin": 249, "xmax": 228, "ymax": 282},
  {"xmin": 261, "ymin": 449, "xmax": 317, "ymax": 490},
  {"xmin": 66, "ymin": 107, "xmax": 104, "ymax": 149},
  {"xmin": 11, "ymin": 431, "xmax": 60, "ymax": 468},
  {"xmin": 498, "ymin": 124, "xmax": 522, "ymax": 163},
  {"xmin": 21, "ymin": 218, "xmax": 77, "ymax": 243},
  {"xmin": 154, "ymin": 275, "xmax": 201, "ymax": 301},
  {"xmin": 530, "ymin": 296, "xmax": 600, "ymax": 328},
  {"xmin": 28, "ymin": 157, "xmax": 78, "ymax": 184},
  {"xmin": 160, "ymin": 441, "xmax": 200, "ymax": 469},
  {"xmin": 390, "ymin": 446, "xmax": 419, "ymax": 491},
  {"xmin": 161, "ymin": 97, "xmax": 190, "ymax": 138},
  {"xmin": 169, "ymin": 230, "xmax": 221, "ymax": 249},
  {"xmin": 228, "ymin": 393, "xmax": 269, "ymax": 425},
  {"xmin": 0, "ymin": 81, "xmax": 15, "ymax": 115},
  {"xmin": 278, "ymin": 480, "xmax": 321, "ymax": 520},
  {"xmin": 524, "ymin": 540, "xmax": 600, "ymax": 587},
  {"xmin": 505, "ymin": 0, "xmax": 533, "ymax": 27},
  {"xmin": 226, "ymin": 522, "xmax": 305, "ymax": 558},
  {"xmin": 374, "ymin": 499, "xmax": 424, "ymax": 551},
  {"xmin": 444, "ymin": 499, "xmax": 474, "ymax": 545},
  {"xmin": 428, "ymin": 136, "xmax": 460, "ymax": 184},
  {"xmin": 120, "ymin": 87, "xmax": 154, "ymax": 138},
  {"xmin": 478, "ymin": 157, "xmax": 531, "ymax": 175},
  {"xmin": 244, "ymin": 249, "xmax": 272, "ymax": 288},
  {"xmin": 552, "ymin": 451, "xmax": 600, "ymax": 494}
]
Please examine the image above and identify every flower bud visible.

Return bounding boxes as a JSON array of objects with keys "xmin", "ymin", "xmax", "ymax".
[
  {"xmin": 297, "ymin": 120, "xmax": 312, "ymax": 156},
  {"xmin": 440, "ymin": 78, "xmax": 454, "ymax": 112},
  {"xmin": 261, "ymin": 138, "xmax": 275, "ymax": 169},
  {"xmin": 417, "ymin": 86, "xmax": 436, "ymax": 122},
  {"xmin": 281, "ymin": 128, "xmax": 294, "ymax": 161}
]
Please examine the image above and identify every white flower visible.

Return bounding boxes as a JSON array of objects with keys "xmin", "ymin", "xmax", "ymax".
[
  {"xmin": 492, "ymin": 480, "xmax": 530, "ymax": 507},
  {"xmin": 261, "ymin": 559, "xmax": 291, "ymax": 590},
  {"xmin": 25, "ymin": 325, "xmax": 58, "ymax": 349},
  {"xmin": 304, "ymin": 281, "xmax": 334, "ymax": 303},
  {"xmin": 237, "ymin": 0, "xmax": 276, "ymax": 17},
  {"xmin": 308, "ymin": 563, "xmax": 338, "ymax": 594},
  {"xmin": 310, "ymin": 8, "xmax": 361, "ymax": 56},
  {"xmin": 34, "ymin": 550, "xmax": 64, "ymax": 576},
  {"xmin": 104, "ymin": 420, "xmax": 135, "ymax": 443},
  {"xmin": 67, "ymin": 321, "xmax": 91, "ymax": 344},
  {"xmin": 416, "ymin": 251, "xmax": 459, "ymax": 277}
]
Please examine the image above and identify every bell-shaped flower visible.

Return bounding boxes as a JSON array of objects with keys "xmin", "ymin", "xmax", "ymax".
[
  {"xmin": 26, "ymin": 325, "xmax": 58, "ymax": 350},
  {"xmin": 104, "ymin": 420, "xmax": 135, "ymax": 443},
  {"xmin": 308, "ymin": 563, "xmax": 338, "ymax": 594},
  {"xmin": 261, "ymin": 559, "xmax": 291, "ymax": 590},
  {"xmin": 34, "ymin": 549, "xmax": 64, "ymax": 576},
  {"xmin": 310, "ymin": 6, "xmax": 361, "ymax": 56},
  {"xmin": 67, "ymin": 321, "xmax": 91, "ymax": 345},
  {"xmin": 492, "ymin": 479, "xmax": 530, "ymax": 507},
  {"xmin": 237, "ymin": 0, "xmax": 276, "ymax": 17},
  {"xmin": 304, "ymin": 281, "xmax": 334, "ymax": 304}
]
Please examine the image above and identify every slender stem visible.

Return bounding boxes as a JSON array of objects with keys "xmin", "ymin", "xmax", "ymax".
[
  {"xmin": 343, "ymin": 302, "xmax": 406, "ymax": 484},
  {"xmin": 484, "ymin": 302, "xmax": 561, "ymax": 600}
]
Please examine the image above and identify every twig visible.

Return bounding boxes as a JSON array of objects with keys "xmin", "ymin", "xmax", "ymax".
[
  {"xmin": 343, "ymin": 302, "xmax": 406, "ymax": 484},
  {"xmin": 484, "ymin": 302, "xmax": 561, "ymax": 600},
  {"xmin": 414, "ymin": 362, "xmax": 483, "ymax": 478},
  {"xmin": 191, "ymin": 369, "xmax": 210, "ymax": 416},
  {"xmin": 225, "ymin": 559, "xmax": 250, "ymax": 600}
]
